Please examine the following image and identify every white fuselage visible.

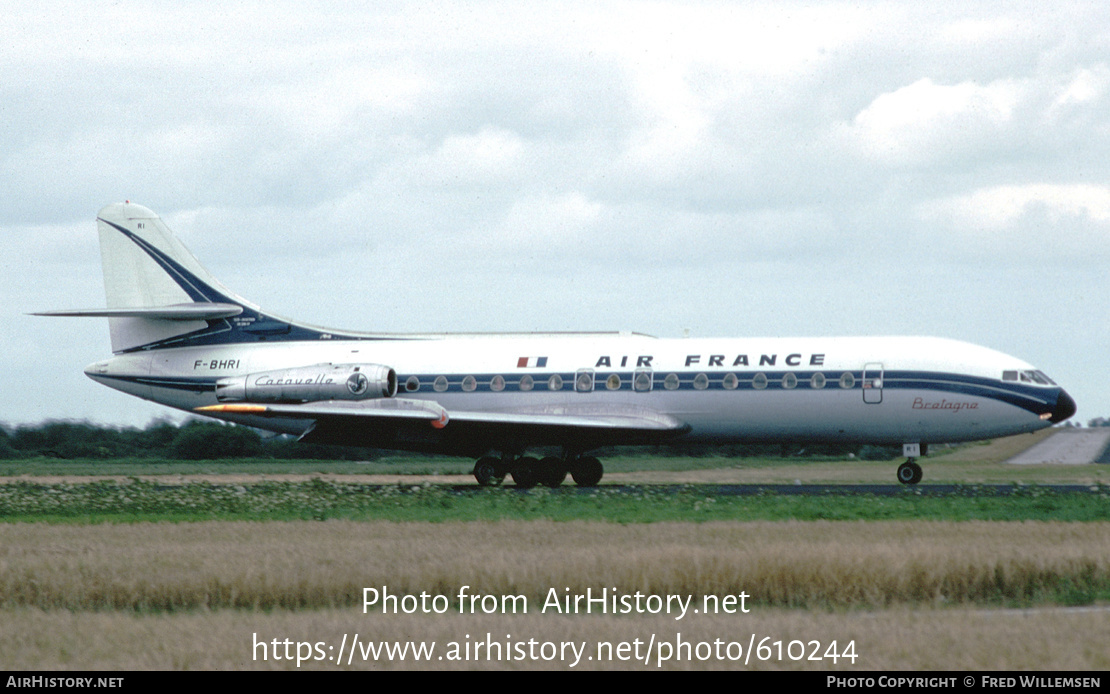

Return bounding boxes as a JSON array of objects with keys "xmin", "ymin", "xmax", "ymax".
[{"xmin": 87, "ymin": 332, "xmax": 1062, "ymax": 450}]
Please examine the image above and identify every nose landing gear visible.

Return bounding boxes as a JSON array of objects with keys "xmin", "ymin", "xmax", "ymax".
[
  {"xmin": 896, "ymin": 443, "xmax": 925, "ymax": 485},
  {"xmin": 896, "ymin": 459, "xmax": 923, "ymax": 485}
]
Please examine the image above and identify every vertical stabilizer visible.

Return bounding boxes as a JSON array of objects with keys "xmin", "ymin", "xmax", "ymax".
[
  {"xmin": 95, "ymin": 203, "xmax": 254, "ymax": 353},
  {"xmin": 37, "ymin": 203, "xmax": 341, "ymax": 353}
]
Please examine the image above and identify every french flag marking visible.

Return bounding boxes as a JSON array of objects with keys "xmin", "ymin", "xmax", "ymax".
[{"xmin": 517, "ymin": 356, "xmax": 548, "ymax": 368}]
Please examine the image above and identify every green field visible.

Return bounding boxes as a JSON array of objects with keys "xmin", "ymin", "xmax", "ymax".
[
  {"xmin": 1, "ymin": 429, "xmax": 1106, "ymax": 526},
  {"xmin": 1, "ymin": 477, "xmax": 1109, "ymax": 524}
]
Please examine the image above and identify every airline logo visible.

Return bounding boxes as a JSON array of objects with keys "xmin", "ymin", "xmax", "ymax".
[
  {"xmin": 517, "ymin": 356, "xmax": 548, "ymax": 368},
  {"xmin": 347, "ymin": 372, "xmax": 369, "ymax": 396}
]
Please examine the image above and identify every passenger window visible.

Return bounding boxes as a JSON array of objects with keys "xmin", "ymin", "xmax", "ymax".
[
  {"xmin": 548, "ymin": 374, "xmax": 563, "ymax": 391},
  {"xmin": 664, "ymin": 373, "xmax": 680, "ymax": 390},
  {"xmin": 782, "ymin": 373, "xmax": 797, "ymax": 389},
  {"xmin": 693, "ymin": 373, "xmax": 709, "ymax": 390},
  {"xmin": 606, "ymin": 374, "xmax": 621, "ymax": 390},
  {"xmin": 519, "ymin": 375, "xmax": 534, "ymax": 391},
  {"xmin": 490, "ymin": 375, "xmax": 505, "ymax": 392},
  {"xmin": 405, "ymin": 375, "xmax": 420, "ymax": 392},
  {"xmin": 462, "ymin": 375, "xmax": 477, "ymax": 392},
  {"xmin": 752, "ymin": 372, "xmax": 768, "ymax": 390},
  {"xmin": 433, "ymin": 375, "xmax": 448, "ymax": 392},
  {"xmin": 722, "ymin": 373, "xmax": 738, "ymax": 390},
  {"xmin": 576, "ymin": 370, "xmax": 594, "ymax": 393},
  {"xmin": 634, "ymin": 369, "xmax": 653, "ymax": 392},
  {"xmin": 839, "ymin": 372, "xmax": 855, "ymax": 389},
  {"xmin": 810, "ymin": 372, "xmax": 826, "ymax": 389}
]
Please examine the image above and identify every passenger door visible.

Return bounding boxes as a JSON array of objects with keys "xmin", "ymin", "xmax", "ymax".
[{"xmin": 862, "ymin": 363, "xmax": 883, "ymax": 404}]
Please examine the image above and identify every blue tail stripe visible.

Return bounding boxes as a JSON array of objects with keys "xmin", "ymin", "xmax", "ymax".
[
  {"xmin": 99, "ymin": 219, "xmax": 236, "ymax": 305},
  {"xmin": 100, "ymin": 218, "xmax": 385, "ymax": 351}
]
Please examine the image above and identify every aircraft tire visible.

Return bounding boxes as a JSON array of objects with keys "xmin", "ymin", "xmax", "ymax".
[
  {"xmin": 474, "ymin": 456, "xmax": 504, "ymax": 486},
  {"xmin": 570, "ymin": 456, "xmax": 603, "ymax": 487},
  {"xmin": 897, "ymin": 460, "xmax": 922, "ymax": 485},
  {"xmin": 539, "ymin": 456, "xmax": 567, "ymax": 487},
  {"xmin": 512, "ymin": 457, "xmax": 540, "ymax": 488}
]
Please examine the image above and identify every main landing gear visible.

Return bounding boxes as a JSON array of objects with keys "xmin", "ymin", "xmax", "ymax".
[{"xmin": 472, "ymin": 454, "xmax": 604, "ymax": 488}]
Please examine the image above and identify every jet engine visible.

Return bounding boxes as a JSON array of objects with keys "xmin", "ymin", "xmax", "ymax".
[{"xmin": 215, "ymin": 363, "xmax": 397, "ymax": 403}]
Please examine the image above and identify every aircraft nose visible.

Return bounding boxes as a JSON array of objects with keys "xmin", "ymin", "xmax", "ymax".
[{"xmin": 1049, "ymin": 389, "xmax": 1077, "ymax": 424}]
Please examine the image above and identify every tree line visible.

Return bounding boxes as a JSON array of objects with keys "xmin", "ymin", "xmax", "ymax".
[
  {"xmin": 0, "ymin": 419, "xmax": 916, "ymax": 461},
  {"xmin": 0, "ymin": 420, "xmax": 381, "ymax": 461}
]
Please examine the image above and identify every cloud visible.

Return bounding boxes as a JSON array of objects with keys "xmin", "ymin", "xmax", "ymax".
[
  {"xmin": 933, "ymin": 184, "xmax": 1110, "ymax": 226},
  {"xmin": 918, "ymin": 183, "xmax": 1110, "ymax": 263},
  {"xmin": 846, "ymin": 78, "xmax": 1023, "ymax": 166},
  {"xmin": 5, "ymin": 2, "xmax": 1110, "ymax": 425},
  {"xmin": 1051, "ymin": 66, "xmax": 1110, "ymax": 111}
]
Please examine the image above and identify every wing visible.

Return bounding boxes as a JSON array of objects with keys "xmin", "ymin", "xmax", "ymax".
[{"xmin": 196, "ymin": 399, "xmax": 690, "ymax": 456}]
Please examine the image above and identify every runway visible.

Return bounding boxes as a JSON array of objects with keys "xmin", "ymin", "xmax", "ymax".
[
  {"xmin": 1005, "ymin": 428, "xmax": 1110, "ymax": 465},
  {"xmin": 475, "ymin": 483, "xmax": 1110, "ymax": 496}
]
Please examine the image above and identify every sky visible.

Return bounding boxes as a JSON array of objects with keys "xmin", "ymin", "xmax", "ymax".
[{"xmin": 2, "ymin": 1, "xmax": 1108, "ymax": 429}]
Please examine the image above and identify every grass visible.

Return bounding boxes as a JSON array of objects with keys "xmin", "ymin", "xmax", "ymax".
[
  {"xmin": 0, "ymin": 457, "xmax": 474, "ymax": 477},
  {"xmin": 4, "ymin": 429, "xmax": 1108, "ymax": 670},
  {"xmin": 0, "ymin": 478, "xmax": 1108, "ymax": 524},
  {"xmin": 3, "ymin": 604, "xmax": 1108, "ymax": 670},
  {"xmin": 2, "ymin": 520, "xmax": 1109, "ymax": 612}
]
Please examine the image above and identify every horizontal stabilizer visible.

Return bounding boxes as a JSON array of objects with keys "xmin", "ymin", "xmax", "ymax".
[{"xmin": 33, "ymin": 303, "xmax": 244, "ymax": 321}]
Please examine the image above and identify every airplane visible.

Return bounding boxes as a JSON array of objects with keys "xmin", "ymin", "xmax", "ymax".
[{"xmin": 36, "ymin": 202, "xmax": 1076, "ymax": 487}]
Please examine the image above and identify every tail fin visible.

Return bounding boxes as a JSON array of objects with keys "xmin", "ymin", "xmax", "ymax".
[
  {"xmin": 97, "ymin": 203, "xmax": 253, "ymax": 314},
  {"xmin": 92, "ymin": 202, "xmax": 255, "ymax": 352},
  {"xmin": 38, "ymin": 202, "xmax": 335, "ymax": 353}
]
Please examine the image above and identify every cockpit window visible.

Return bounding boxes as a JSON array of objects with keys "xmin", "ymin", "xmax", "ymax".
[
  {"xmin": 1031, "ymin": 370, "xmax": 1056, "ymax": 385},
  {"xmin": 1004, "ymin": 369, "xmax": 1056, "ymax": 385}
]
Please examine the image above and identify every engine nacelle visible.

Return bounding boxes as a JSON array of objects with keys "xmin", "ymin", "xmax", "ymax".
[{"xmin": 215, "ymin": 363, "xmax": 397, "ymax": 403}]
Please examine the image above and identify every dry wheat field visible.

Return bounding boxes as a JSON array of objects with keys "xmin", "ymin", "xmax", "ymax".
[{"xmin": 2, "ymin": 519, "xmax": 1108, "ymax": 670}]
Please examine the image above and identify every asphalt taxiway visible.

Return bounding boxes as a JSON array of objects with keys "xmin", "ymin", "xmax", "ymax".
[{"xmin": 1004, "ymin": 428, "xmax": 1110, "ymax": 465}]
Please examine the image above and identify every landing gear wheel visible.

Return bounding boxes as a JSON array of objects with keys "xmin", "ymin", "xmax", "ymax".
[
  {"xmin": 473, "ymin": 456, "xmax": 504, "ymax": 486},
  {"xmin": 539, "ymin": 456, "xmax": 567, "ymax": 488},
  {"xmin": 570, "ymin": 456, "xmax": 603, "ymax": 487},
  {"xmin": 897, "ymin": 460, "xmax": 923, "ymax": 485},
  {"xmin": 512, "ymin": 457, "xmax": 540, "ymax": 488}
]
